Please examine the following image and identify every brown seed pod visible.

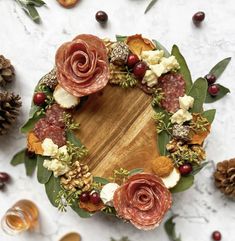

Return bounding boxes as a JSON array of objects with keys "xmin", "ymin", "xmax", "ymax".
[{"xmin": 57, "ymin": 0, "xmax": 79, "ymax": 8}]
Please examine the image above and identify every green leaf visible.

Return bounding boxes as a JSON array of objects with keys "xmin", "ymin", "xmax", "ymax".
[
  {"xmin": 66, "ymin": 130, "xmax": 83, "ymax": 147},
  {"xmin": 158, "ymin": 131, "xmax": 170, "ymax": 156},
  {"xmin": 24, "ymin": 154, "xmax": 37, "ymax": 176},
  {"xmin": 202, "ymin": 109, "xmax": 216, "ymax": 124},
  {"xmin": 164, "ymin": 215, "xmax": 181, "ymax": 241},
  {"xmin": 128, "ymin": 168, "xmax": 144, "ymax": 176},
  {"xmin": 45, "ymin": 175, "xmax": 62, "ymax": 207},
  {"xmin": 27, "ymin": 0, "xmax": 46, "ymax": 7},
  {"xmin": 209, "ymin": 57, "xmax": 231, "ymax": 79},
  {"xmin": 10, "ymin": 149, "xmax": 26, "ymax": 166},
  {"xmin": 93, "ymin": 176, "xmax": 109, "ymax": 185},
  {"xmin": 145, "ymin": 0, "xmax": 158, "ymax": 14},
  {"xmin": 116, "ymin": 35, "xmax": 127, "ymax": 42},
  {"xmin": 191, "ymin": 162, "xmax": 209, "ymax": 176},
  {"xmin": 170, "ymin": 175, "xmax": 194, "ymax": 193},
  {"xmin": 37, "ymin": 156, "xmax": 52, "ymax": 184},
  {"xmin": 71, "ymin": 202, "xmax": 93, "ymax": 218},
  {"xmin": 152, "ymin": 40, "xmax": 171, "ymax": 57},
  {"xmin": 171, "ymin": 45, "xmax": 192, "ymax": 93},
  {"xmin": 205, "ymin": 84, "xmax": 230, "ymax": 103},
  {"xmin": 188, "ymin": 78, "xmax": 208, "ymax": 113},
  {"xmin": 20, "ymin": 112, "xmax": 44, "ymax": 134}
]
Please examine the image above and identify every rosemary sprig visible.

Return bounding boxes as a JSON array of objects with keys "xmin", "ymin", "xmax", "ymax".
[
  {"xmin": 119, "ymin": 69, "xmax": 137, "ymax": 88},
  {"xmin": 145, "ymin": 0, "xmax": 158, "ymax": 14},
  {"xmin": 153, "ymin": 112, "xmax": 172, "ymax": 135},
  {"xmin": 15, "ymin": 0, "xmax": 46, "ymax": 23},
  {"xmin": 63, "ymin": 113, "xmax": 80, "ymax": 131}
]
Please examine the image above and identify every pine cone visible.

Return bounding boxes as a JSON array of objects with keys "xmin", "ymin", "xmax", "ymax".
[
  {"xmin": 0, "ymin": 55, "xmax": 15, "ymax": 87},
  {"xmin": 0, "ymin": 92, "xmax": 22, "ymax": 135},
  {"xmin": 40, "ymin": 68, "xmax": 58, "ymax": 90},
  {"xmin": 60, "ymin": 161, "xmax": 93, "ymax": 193},
  {"xmin": 214, "ymin": 159, "xmax": 235, "ymax": 198}
]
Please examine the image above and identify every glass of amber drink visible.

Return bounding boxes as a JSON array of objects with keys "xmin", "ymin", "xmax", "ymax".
[{"xmin": 1, "ymin": 199, "xmax": 39, "ymax": 235}]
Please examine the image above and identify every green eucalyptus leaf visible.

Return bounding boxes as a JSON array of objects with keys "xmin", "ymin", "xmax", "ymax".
[
  {"xmin": 144, "ymin": 0, "xmax": 158, "ymax": 14},
  {"xmin": 170, "ymin": 175, "xmax": 194, "ymax": 193},
  {"xmin": 202, "ymin": 109, "xmax": 216, "ymax": 124},
  {"xmin": 158, "ymin": 131, "xmax": 170, "ymax": 156},
  {"xmin": 66, "ymin": 130, "xmax": 83, "ymax": 147},
  {"xmin": 93, "ymin": 176, "xmax": 109, "ymax": 185},
  {"xmin": 116, "ymin": 35, "xmax": 127, "ymax": 42},
  {"xmin": 188, "ymin": 78, "xmax": 208, "ymax": 113},
  {"xmin": 27, "ymin": 0, "xmax": 46, "ymax": 7},
  {"xmin": 164, "ymin": 215, "xmax": 181, "ymax": 241},
  {"xmin": 71, "ymin": 202, "xmax": 93, "ymax": 218},
  {"xmin": 23, "ymin": 4, "xmax": 40, "ymax": 22},
  {"xmin": 171, "ymin": 45, "xmax": 192, "ymax": 93},
  {"xmin": 205, "ymin": 84, "xmax": 230, "ymax": 103},
  {"xmin": 209, "ymin": 57, "xmax": 231, "ymax": 79},
  {"xmin": 37, "ymin": 156, "xmax": 52, "ymax": 184},
  {"xmin": 191, "ymin": 162, "xmax": 209, "ymax": 176},
  {"xmin": 128, "ymin": 168, "xmax": 144, "ymax": 176},
  {"xmin": 21, "ymin": 112, "xmax": 44, "ymax": 134},
  {"xmin": 152, "ymin": 39, "xmax": 170, "ymax": 57},
  {"xmin": 24, "ymin": 154, "xmax": 37, "ymax": 176},
  {"xmin": 45, "ymin": 175, "xmax": 62, "ymax": 207},
  {"xmin": 10, "ymin": 149, "xmax": 26, "ymax": 166}
]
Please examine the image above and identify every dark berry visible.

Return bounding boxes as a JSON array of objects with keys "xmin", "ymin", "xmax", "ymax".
[
  {"xmin": 0, "ymin": 172, "xmax": 11, "ymax": 183},
  {"xmin": 0, "ymin": 182, "xmax": 5, "ymax": 190},
  {"xmin": 95, "ymin": 11, "xmax": 108, "ymax": 23},
  {"xmin": 179, "ymin": 164, "xmax": 193, "ymax": 175},
  {"xmin": 133, "ymin": 61, "xmax": 147, "ymax": 80},
  {"xmin": 212, "ymin": 231, "xmax": 222, "ymax": 241},
  {"xmin": 192, "ymin": 11, "xmax": 205, "ymax": 25},
  {"xmin": 90, "ymin": 192, "xmax": 101, "ymax": 205},
  {"xmin": 127, "ymin": 54, "xmax": 140, "ymax": 69},
  {"xmin": 25, "ymin": 149, "xmax": 36, "ymax": 159},
  {"xmin": 208, "ymin": 84, "xmax": 220, "ymax": 96},
  {"xmin": 205, "ymin": 74, "xmax": 217, "ymax": 85},
  {"xmin": 33, "ymin": 92, "xmax": 46, "ymax": 106},
  {"xmin": 80, "ymin": 192, "xmax": 90, "ymax": 202}
]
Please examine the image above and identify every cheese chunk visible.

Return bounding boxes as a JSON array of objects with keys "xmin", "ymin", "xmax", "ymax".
[
  {"xmin": 179, "ymin": 95, "xmax": 194, "ymax": 110},
  {"xmin": 171, "ymin": 109, "xmax": 193, "ymax": 125}
]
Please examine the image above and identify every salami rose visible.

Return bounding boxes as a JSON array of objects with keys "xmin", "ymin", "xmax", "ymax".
[
  {"xmin": 113, "ymin": 173, "xmax": 172, "ymax": 230},
  {"xmin": 55, "ymin": 34, "xmax": 109, "ymax": 97}
]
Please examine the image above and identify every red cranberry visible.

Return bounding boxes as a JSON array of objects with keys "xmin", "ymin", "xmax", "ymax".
[
  {"xmin": 179, "ymin": 164, "xmax": 193, "ymax": 175},
  {"xmin": 205, "ymin": 74, "xmax": 217, "ymax": 85},
  {"xmin": 127, "ymin": 54, "xmax": 140, "ymax": 69},
  {"xmin": 95, "ymin": 11, "xmax": 108, "ymax": 23},
  {"xmin": 192, "ymin": 11, "xmax": 205, "ymax": 25},
  {"xmin": 212, "ymin": 231, "xmax": 222, "ymax": 241},
  {"xmin": 25, "ymin": 149, "xmax": 36, "ymax": 159},
  {"xmin": 90, "ymin": 192, "xmax": 101, "ymax": 205},
  {"xmin": 0, "ymin": 172, "xmax": 11, "ymax": 183},
  {"xmin": 208, "ymin": 84, "xmax": 220, "ymax": 96},
  {"xmin": 80, "ymin": 192, "xmax": 90, "ymax": 202},
  {"xmin": 33, "ymin": 92, "xmax": 46, "ymax": 106},
  {"xmin": 133, "ymin": 61, "xmax": 147, "ymax": 80}
]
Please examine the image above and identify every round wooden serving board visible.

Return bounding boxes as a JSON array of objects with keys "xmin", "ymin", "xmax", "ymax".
[{"xmin": 74, "ymin": 85, "xmax": 159, "ymax": 178}]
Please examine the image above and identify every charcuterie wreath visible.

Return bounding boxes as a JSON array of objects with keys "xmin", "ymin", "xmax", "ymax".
[{"xmin": 11, "ymin": 34, "xmax": 217, "ymax": 230}]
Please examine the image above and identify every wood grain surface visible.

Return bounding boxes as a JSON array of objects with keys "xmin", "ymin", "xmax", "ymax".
[{"xmin": 74, "ymin": 85, "xmax": 159, "ymax": 178}]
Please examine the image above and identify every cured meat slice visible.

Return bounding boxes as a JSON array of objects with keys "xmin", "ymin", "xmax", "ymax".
[
  {"xmin": 158, "ymin": 73, "xmax": 186, "ymax": 113},
  {"xmin": 56, "ymin": 34, "xmax": 109, "ymax": 97},
  {"xmin": 45, "ymin": 103, "xmax": 65, "ymax": 128},
  {"xmin": 113, "ymin": 173, "xmax": 172, "ymax": 230}
]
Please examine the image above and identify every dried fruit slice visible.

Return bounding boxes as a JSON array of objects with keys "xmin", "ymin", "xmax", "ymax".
[
  {"xmin": 57, "ymin": 0, "xmax": 78, "ymax": 8},
  {"xmin": 53, "ymin": 85, "xmax": 80, "ymax": 109},
  {"xmin": 27, "ymin": 132, "xmax": 43, "ymax": 155}
]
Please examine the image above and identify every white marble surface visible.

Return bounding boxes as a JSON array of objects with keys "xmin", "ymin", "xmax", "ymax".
[{"xmin": 0, "ymin": 0, "xmax": 235, "ymax": 240}]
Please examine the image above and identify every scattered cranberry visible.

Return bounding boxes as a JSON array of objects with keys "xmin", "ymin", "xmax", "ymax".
[
  {"xmin": 133, "ymin": 61, "xmax": 147, "ymax": 80},
  {"xmin": 0, "ymin": 182, "xmax": 5, "ymax": 190},
  {"xmin": 90, "ymin": 192, "xmax": 101, "ymax": 204},
  {"xmin": 33, "ymin": 92, "xmax": 46, "ymax": 106},
  {"xmin": 80, "ymin": 192, "xmax": 90, "ymax": 202},
  {"xmin": 95, "ymin": 11, "xmax": 108, "ymax": 23},
  {"xmin": 205, "ymin": 74, "xmax": 217, "ymax": 85},
  {"xmin": 208, "ymin": 84, "xmax": 220, "ymax": 96},
  {"xmin": 179, "ymin": 164, "xmax": 193, "ymax": 175},
  {"xmin": 0, "ymin": 172, "xmax": 11, "ymax": 183},
  {"xmin": 127, "ymin": 54, "xmax": 140, "ymax": 69},
  {"xmin": 212, "ymin": 231, "xmax": 222, "ymax": 241},
  {"xmin": 192, "ymin": 11, "xmax": 205, "ymax": 25}
]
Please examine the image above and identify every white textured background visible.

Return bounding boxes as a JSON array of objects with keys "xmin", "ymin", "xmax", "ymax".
[{"xmin": 0, "ymin": 0, "xmax": 235, "ymax": 240}]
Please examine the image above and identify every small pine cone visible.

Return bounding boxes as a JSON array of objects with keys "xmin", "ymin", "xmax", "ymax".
[
  {"xmin": 0, "ymin": 92, "xmax": 22, "ymax": 135},
  {"xmin": 0, "ymin": 55, "xmax": 15, "ymax": 87},
  {"xmin": 110, "ymin": 42, "xmax": 129, "ymax": 66},
  {"xmin": 40, "ymin": 68, "xmax": 58, "ymax": 90},
  {"xmin": 214, "ymin": 159, "xmax": 235, "ymax": 198}
]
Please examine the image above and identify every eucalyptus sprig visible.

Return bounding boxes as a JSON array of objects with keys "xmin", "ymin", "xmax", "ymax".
[
  {"xmin": 153, "ymin": 112, "xmax": 172, "ymax": 135},
  {"xmin": 15, "ymin": 0, "xmax": 46, "ymax": 23},
  {"xmin": 66, "ymin": 141, "xmax": 88, "ymax": 161},
  {"xmin": 119, "ymin": 69, "xmax": 137, "ymax": 88},
  {"xmin": 63, "ymin": 113, "xmax": 80, "ymax": 131},
  {"xmin": 110, "ymin": 168, "xmax": 130, "ymax": 185},
  {"xmin": 151, "ymin": 88, "xmax": 164, "ymax": 107},
  {"xmin": 190, "ymin": 114, "xmax": 210, "ymax": 133}
]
